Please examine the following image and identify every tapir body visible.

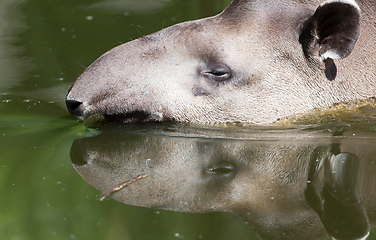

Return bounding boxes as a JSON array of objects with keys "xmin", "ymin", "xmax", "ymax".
[{"xmin": 66, "ymin": 0, "xmax": 376, "ymax": 124}]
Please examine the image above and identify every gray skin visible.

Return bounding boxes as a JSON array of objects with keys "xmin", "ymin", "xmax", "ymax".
[
  {"xmin": 66, "ymin": 0, "xmax": 376, "ymax": 124},
  {"xmin": 71, "ymin": 127, "xmax": 376, "ymax": 240}
]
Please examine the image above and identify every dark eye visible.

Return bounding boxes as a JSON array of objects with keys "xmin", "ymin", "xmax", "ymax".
[{"xmin": 202, "ymin": 64, "xmax": 232, "ymax": 82}]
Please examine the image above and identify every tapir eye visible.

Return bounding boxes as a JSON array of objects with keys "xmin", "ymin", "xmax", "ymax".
[{"xmin": 202, "ymin": 64, "xmax": 232, "ymax": 82}]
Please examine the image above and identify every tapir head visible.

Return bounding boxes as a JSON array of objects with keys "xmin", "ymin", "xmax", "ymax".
[{"xmin": 66, "ymin": 0, "xmax": 361, "ymax": 124}]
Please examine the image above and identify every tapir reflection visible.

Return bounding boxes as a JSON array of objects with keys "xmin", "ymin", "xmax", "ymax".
[{"xmin": 71, "ymin": 127, "xmax": 376, "ymax": 240}]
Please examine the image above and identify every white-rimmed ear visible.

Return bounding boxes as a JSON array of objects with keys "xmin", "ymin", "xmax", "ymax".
[{"xmin": 300, "ymin": 0, "xmax": 361, "ymax": 62}]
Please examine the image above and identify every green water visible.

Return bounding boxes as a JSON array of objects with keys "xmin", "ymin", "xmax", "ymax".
[{"xmin": 0, "ymin": 0, "xmax": 375, "ymax": 239}]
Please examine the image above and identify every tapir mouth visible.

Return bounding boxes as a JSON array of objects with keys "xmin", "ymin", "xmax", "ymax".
[
  {"xmin": 81, "ymin": 110, "xmax": 170, "ymax": 127},
  {"xmin": 105, "ymin": 111, "xmax": 159, "ymax": 123},
  {"xmin": 66, "ymin": 99, "xmax": 170, "ymax": 125}
]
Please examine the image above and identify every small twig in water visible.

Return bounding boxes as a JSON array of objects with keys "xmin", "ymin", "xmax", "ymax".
[{"xmin": 99, "ymin": 174, "xmax": 147, "ymax": 201}]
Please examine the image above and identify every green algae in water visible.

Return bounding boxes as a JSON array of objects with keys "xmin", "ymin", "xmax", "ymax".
[
  {"xmin": 83, "ymin": 113, "xmax": 109, "ymax": 128},
  {"xmin": 275, "ymin": 97, "xmax": 376, "ymax": 125}
]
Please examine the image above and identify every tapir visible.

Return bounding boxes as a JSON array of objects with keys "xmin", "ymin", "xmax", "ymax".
[{"xmin": 66, "ymin": 0, "xmax": 376, "ymax": 124}]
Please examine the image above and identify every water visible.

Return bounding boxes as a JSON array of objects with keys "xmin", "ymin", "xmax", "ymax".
[{"xmin": 0, "ymin": 0, "xmax": 375, "ymax": 239}]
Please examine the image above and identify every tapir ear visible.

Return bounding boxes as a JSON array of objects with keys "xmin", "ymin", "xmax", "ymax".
[{"xmin": 300, "ymin": 0, "xmax": 361, "ymax": 61}]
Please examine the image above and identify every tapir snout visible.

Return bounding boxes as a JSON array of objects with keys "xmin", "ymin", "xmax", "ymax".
[{"xmin": 66, "ymin": 0, "xmax": 376, "ymax": 124}]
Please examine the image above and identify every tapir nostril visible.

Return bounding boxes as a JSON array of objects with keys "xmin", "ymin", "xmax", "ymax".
[{"xmin": 66, "ymin": 99, "xmax": 85, "ymax": 118}]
